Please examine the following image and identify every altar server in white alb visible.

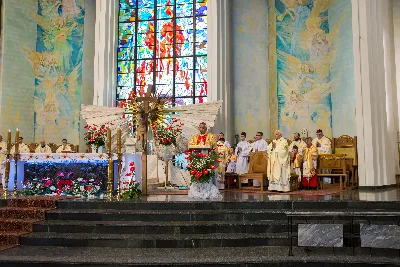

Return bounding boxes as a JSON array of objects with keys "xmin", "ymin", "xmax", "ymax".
[
  {"xmin": 11, "ymin": 137, "xmax": 30, "ymax": 154},
  {"xmin": 235, "ymin": 132, "xmax": 251, "ymax": 183},
  {"xmin": 35, "ymin": 140, "xmax": 52, "ymax": 153},
  {"xmin": 267, "ymin": 130, "xmax": 291, "ymax": 192},
  {"xmin": 251, "ymin": 132, "xmax": 268, "ymax": 186}
]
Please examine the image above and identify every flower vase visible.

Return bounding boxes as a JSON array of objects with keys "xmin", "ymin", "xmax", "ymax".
[{"xmin": 163, "ymin": 145, "xmax": 172, "ymax": 161}]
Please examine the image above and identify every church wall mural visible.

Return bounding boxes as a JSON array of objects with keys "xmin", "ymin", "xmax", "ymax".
[
  {"xmin": 0, "ymin": 0, "xmax": 85, "ymax": 144},
  {"xmin": 268, "ymin": 0, "xmax": 355, "ymax": 138},
  {"xmin": 27, "ymin": 0, "xmax": 85, "ymax": 144}
]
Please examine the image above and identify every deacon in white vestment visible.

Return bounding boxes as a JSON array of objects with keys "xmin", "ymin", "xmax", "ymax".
[
  {"xmin": 267, "ymin": 130, "xmax": 291, "ymax": 192},
  {"xmin": 35, "ymin": 140, "xmax": 52, "ymax": 153},
  {"xmin": 235, "ymin": 132, "xmax": 251, "ymax": 183},
  {"xmin": 289, "ymin": 132, "xmax": 306, "ymax": 155},
  {"xmin": 11, "ymin": 137, "xmax": 30, "ymax": 154},
  {"xmin": 56, "ymin": 139, "xmax": 73, "ymax": 153},
  {"xmin": 251, "ymin": 132, "xmax": 268, "ymax": 186},
  {"xmin": 312, "ymin": 129, "xmax": 332, "ymax": 183}
]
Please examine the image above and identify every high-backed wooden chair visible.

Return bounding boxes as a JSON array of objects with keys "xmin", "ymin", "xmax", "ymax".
[
  {"xmin": 316, "ymin": 154, "xmax": 347, "ymax": 191},
  {"xmin": 238, "ymin": 151, "xmax": 268, "ymax": 192},
  {"xmin": 28, "ymin": 143, "xmax": 39, "ymax": 153},
  {"xmin": 48, "ymin": 143, "xmax": 58, "ymax": 153},
  {"xmin": 333, "ymin": 135, "xmax": 358, "ymax": 188}
]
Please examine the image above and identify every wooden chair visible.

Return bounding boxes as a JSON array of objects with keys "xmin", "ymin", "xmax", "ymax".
[
  {"xmin": 333, "ymin": 135, "xmax": 358, "ymax": 188},
  {"xmin": 28, "ymin": 143, "xmax": 39, "ymax": 153},
  {"xmin": 238, "ymin": 151, "xmax": 268, "ymax": 192},
  {"xmin": 48, "ymin": 143, "xmax": 58, "ymax": 153},
  {"xmin": 316, "ymin": 154, "xmax": 347, "ymax": 191}
]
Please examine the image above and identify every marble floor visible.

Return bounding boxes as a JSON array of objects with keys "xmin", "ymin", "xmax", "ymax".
[{"xmin": 144, "ymin": 187, "xmax": 400, "ymax": 202}]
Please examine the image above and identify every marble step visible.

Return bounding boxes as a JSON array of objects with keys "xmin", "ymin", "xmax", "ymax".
[
  {"xmin": 55, "ymin": 199, "xmax": 400, "ymax": 211},
  {"xmin": 33, "ymin": 220, "xmax": 290, "ymax": 234},
  {"xmin": 21, "ymin": 232, "xmax": 289, "ymax": 248},
  {"xmin": 0, "ymin": 246, "xmax": 399, "ymax": 266},
  {"xmin": 45, "ymin": 208, "xmax": 289, "ymax": 221}
]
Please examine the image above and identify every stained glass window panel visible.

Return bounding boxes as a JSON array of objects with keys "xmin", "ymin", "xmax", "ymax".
[
  {"xmin": 118, "ymin": 73, "xmax": 135, "ymax": 87},
  {"xmin": 118, "ymin": 0, "xmax": 207, "ymax": 106},
  {"xmin": 138, "ymin": 8, "xmax": 154, "ymax": 20},
  {"xmin": 117, "ymin": 87, "xmax": 133, "ymax": 100},
  {"xmin": 119, "ymin": 9, "xmax": 136, "ymax": 22},
  {"xmin": 175, "ymin": 98, "xmax": 194, "ymax": 106},
  {"xmin": 175, "ymin": 84, "xmax": 193, "ymax": 97},
  {"xmin": 118, "ymin": 61, "xmax": 135, "ymax": 74},
  {"xmin": 195, "ymin": 97, "xmax": 207, "ymax": 104}
]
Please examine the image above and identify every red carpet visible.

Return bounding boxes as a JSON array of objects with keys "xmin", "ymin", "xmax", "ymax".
[{"xmin": 0, "ymin": 196, "xmax": 72, "ymax": 251}]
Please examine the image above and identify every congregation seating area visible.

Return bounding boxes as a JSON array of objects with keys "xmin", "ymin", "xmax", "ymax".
[{"xmin": 235, "ymin": 135, "xmax": 358, "ymax": 192}]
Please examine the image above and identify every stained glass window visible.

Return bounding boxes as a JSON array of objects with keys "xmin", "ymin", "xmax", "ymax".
[{"xmin": 117, "ymin": 0, "xmax": 208, "ymax": 105}]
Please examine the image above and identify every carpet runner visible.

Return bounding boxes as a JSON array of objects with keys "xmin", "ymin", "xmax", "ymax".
[{"xmin": 0, "ymin": 196, "xmax": 70, "ymax": 251}]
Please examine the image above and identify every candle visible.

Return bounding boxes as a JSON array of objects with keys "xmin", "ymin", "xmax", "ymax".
[
  {"xmin": 7, "ymin": 130, "xmax": 11, "ymax": 152},
  {"xmin": 15, "ymin": 129, "xmax": 19, "ymax": 154},
  {"xmin": 107, "ymin": 128, "xmax": 111, "ymax": 153},
  {"xmin": 117, "ymin": 127, "xmax": 121, "ymax": 153}
]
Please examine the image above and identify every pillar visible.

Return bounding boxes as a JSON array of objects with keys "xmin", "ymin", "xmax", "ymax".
[{"xmin": 207, "ymin": 0, "xmax": 232, "ymax": 143}]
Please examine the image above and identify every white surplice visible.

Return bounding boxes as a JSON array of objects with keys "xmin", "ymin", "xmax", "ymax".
[
  {"xmin": 235, "ymin": 140, "xmax": 251, "ymax": 183},
  {"xmin": 289, "ymin": 139, "xmax": 306, "ymax": 155},
  {"xmin": 267, "ymin": 137, "xmax": 291, "ymax": 192}
]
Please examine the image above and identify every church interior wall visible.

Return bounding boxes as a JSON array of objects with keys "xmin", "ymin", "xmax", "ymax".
[
  {"xmin": 0, "ymin": 0, "xmax": 94, "ymax": 149},
  {"xmin": 231, "ymin": 0, "xmax": 270, "ymax": 139},
  {"xmin": 0, "ymin": 0, "xmax": 38, "ymax": 143}
]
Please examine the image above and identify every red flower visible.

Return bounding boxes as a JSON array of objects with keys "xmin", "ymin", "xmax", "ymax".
[
  {"xmin": 203, "ymin": 169, "xmax": 209, "ymax": 175},
  {"xmin": 195, "ymin": 172, "xmax": 202, "ymax": 179},
  {"xmin": 130, "ymin": 167, "xmax": 135, "ymax": 172},
  {"xmin": 129, "ymin": 162, "xmax": 135, "ymax": 166},
  {"xmin": 24, "ymin": 179, "xmax": 28, "ymax": 185},
  {"xmin": 86, "ymin": 186, "xmax": 92, "ymax": 191},
  {"xmin": 125, "ymin": 173, "xmax": 132, "ymax": 176},
  {"xmin": 190, "ymin": 170, "xmax": 196, "ymax": 175},
  {"xmin": 210, "ymin": 164, "xmax": 216, "ymax": 169}
]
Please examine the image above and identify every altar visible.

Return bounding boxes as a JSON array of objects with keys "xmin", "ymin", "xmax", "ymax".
[{"xmin": 4, "ymin": 153, "xmax": 143, "ymax": 193}]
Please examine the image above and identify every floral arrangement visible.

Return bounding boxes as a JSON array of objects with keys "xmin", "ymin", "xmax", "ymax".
[
  {"xmin": 185, "ymin": 149, "xmax": 218, "ymax": 183},
  {"xmin": 152, "ymin": 119, "xmax": 183, "ymax": 146},
  {"xmin": 21, "ymin": 171, "xmax": 102, "ymax": 198},
  {"xmin": 83, "ymin": 122, "xmax": 114, "ymax": 151},
  {"xmin": 122, "ymin": 162, "xmax": 141, "ymax": 199}
]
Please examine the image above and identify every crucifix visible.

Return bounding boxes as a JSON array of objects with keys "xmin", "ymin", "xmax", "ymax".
[{"xmin": 135, "ymin": 85, "xmax": 157, "ymax": 195}]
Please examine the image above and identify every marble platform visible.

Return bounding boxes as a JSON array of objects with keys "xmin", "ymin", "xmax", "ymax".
[{"xmin": 360, "ymin": 224, "xmax": 400, "ymax": 249}]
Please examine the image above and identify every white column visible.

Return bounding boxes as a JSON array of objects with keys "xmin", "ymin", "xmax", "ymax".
[
  {"xmin": 207, "ymin": 0, "xmax": 232, "ymax": 142},
  {"xmin": 94, "ymin": 0, "xmax": 118, "ymax": 107},
  {"xmin": 352, "ymin": 0, "xmax": 398, "ymax": 187}
]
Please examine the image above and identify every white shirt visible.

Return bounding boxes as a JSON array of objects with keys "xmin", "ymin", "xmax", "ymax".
[
  {"xmin": 252, "ymin": 139, "xmax": 268, "ymax": 152},
  {"xmin": 235, "ymin": 140, "xmax": 251, "ymax": 157}
]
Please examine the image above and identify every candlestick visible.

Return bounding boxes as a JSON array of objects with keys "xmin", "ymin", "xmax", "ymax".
[
  {"xmin": 7, "ymin": 130, "xmax": 11, "ymax": 152},
  {"xmin": 117, "ymin": 127, "xmax": 121, "ymax": 153},
  {"xmin": 107, "ymin": 128, "xmax": 112, "ymax": 153},
  {"xmin": 15, "ymin": 129, "xmax": 19, "ymax": 154}
]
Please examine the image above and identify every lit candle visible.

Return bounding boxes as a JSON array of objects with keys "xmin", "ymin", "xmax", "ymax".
[
  {"xmin": 7, "ymin": 130, "xmax": 11, "ymax": 152},
  {"xmin": 15, "ymin": 129, "xmax": 19, "ymax": 154},
  {"xmin": 117, "ymin": 127, "xmax": 121, "ymax": 154},
  {"xmin": 107, "ymin": 128, "xmax": 111, "ymax": 153}
]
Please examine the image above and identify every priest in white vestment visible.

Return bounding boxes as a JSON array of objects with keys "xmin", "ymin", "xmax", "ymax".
[
  {"xmin": 235, "ymin": 132, "xmax": 251, "ymax": 183},
  {"xmin": 56, "ymin": 139, "xmax": 73, "ymax": 153},
  {"xmin": 312, "ymin": 129, "xmax": 332, "ymax": 183},
  {"xmin": 267, "ymin": 130, "xmax": 291, "ymax": 192},
  {"xmin": 251, "ymin": 132, "xmax": 268, "ymax": 186},
  {"xmin": 289, "ymin": 132, "xmax": 306, "ymax": 155},
  {"xmin": 35, "ymin": 140, "xmax": 52, "ymax": 153},
  {"xmin": 11, "ymin": 137, "xmax": 30, "ymax": 154}
]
